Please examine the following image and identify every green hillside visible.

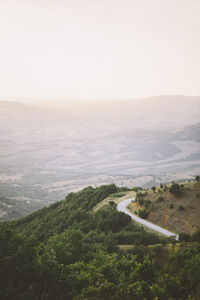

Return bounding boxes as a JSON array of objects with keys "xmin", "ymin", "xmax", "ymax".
[{"xmin": 1, "ymin": 183, "xmax": 200, "ymax": 300}]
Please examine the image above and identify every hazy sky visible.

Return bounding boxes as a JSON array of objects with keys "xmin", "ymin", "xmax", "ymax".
[{"xmin": 0, "ymin": 0, "xmax": 200, "ymax": 99}]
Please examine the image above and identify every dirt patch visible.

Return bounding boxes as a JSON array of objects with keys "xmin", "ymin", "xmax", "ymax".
[{"xmin": 128, "ymin": 181, "xmax": 200, "ymax": 234}]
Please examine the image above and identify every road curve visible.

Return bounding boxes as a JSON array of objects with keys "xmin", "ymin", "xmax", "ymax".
[{"xmin": 117, "ymin": 198, "xmax": 178, "ymax": 240}]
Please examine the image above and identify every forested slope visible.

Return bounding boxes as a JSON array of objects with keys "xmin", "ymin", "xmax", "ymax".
[{"xmin": 1, "ymin": 184, "xmax": 200, "ymax": 300}]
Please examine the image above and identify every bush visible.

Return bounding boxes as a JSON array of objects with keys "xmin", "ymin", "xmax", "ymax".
[
  {"xmin": 156, "ymin": 196, "xmax": 164, "ymax": 203},
  {"xmin": 170, "ymin": 204, "xmax": 174, "ymax": 209},
  {"xmin": 136, "ymin": 192, "xmax": 144, "ymax": 199},
  {"xmin": 178, "ymin": 205, "xmax": 185, "ymax": 211},
  {"xmin": 138, "ymin": 209, "xmax": 149, "ymax": 219},
  {"xmin": 164, "ymin": 184, "xmax": 168, "ymax": 192},
  {"xmin": 144, "ymin": 200, "xmax": 151, "ymax": 208},
  {"xmin": 132, "ymin": 187, "xmax": 143, "ymax": 192},
  {"xmin": 110, "ymin": 192, "xmax": 126, "ymax": 198},
  {"xmin": 169, "ymin": 182, "xmax": 182, "ymax": 197},
  {"xmin": 136, "ymin": 192, "xmax": 144, "ymax": 205},
  {"xmin": 179, "ymin": 232, "xmax": 190, "ymax": 242},
  {"xmin": 138, "ymin": 198, "xmax": 144, "ymax": 206},
  {"xmin": 191, "ymin": 228, "xmax": 200, "ymax": 242}
]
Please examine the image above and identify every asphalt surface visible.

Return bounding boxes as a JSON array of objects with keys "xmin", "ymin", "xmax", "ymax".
[{"xmin": 117, "ymin": 198, "xmax": 178, "ymax": 240}]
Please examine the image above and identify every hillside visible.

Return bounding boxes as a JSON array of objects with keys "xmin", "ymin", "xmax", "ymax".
[
  {"xmin": 1, "ymin": 183, "xmax": 200, "ymax": 300},
  {"xmin": 15, "ymin": 184, "xmax": 160, "ymax": 245},
  {"xmin": 128, "ymin": 180, "xmax": 200, "ymax": 235}
]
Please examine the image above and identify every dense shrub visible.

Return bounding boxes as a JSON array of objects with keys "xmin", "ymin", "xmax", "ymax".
[
  {"xmin": 169, "ymin": 182, "xmax": 182, "ymax": 197},
  {"xmin": 138, "ymin": 209, "xmax": 149, "ymax": 219},
  {"xmin": 156, "ymin": 195, "xmax": 164, "ymax": 203}
]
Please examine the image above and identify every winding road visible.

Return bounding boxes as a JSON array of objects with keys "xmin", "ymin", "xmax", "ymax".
[{"xmin": 117, "ymin": 198, "xmax": 178, "ymax": 240}]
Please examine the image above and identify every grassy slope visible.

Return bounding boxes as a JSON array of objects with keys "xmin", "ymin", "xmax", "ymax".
[
  {"xmin": 91, "ymin": 190, "xmax": 136, "ymax": 214},
  {"xmin": 128, "ymin": 181, "xmax": 200, "ymax": 234}
]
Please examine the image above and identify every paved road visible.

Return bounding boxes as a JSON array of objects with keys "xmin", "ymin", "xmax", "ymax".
[{"xmin": 117, "ymin": 198, "xmax": 178, "ymax": 240}]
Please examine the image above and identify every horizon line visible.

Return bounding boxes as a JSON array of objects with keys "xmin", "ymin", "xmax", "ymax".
[{"xmin": 1, "ymin": 94, "xmax": 200, "ymax": 102}]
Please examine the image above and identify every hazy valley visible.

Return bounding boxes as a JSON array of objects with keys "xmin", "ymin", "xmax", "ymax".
[{"xmin": 0, "ymin": 95, "xmax": 200, "ymax": 220}]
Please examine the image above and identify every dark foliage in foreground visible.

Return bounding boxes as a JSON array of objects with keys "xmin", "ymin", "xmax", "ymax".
[{"xmin": 1, "ymin": 184, "xmax": 200, "ymax": 300}]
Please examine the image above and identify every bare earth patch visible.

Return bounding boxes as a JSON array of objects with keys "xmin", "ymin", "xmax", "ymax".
[{"xmin": 128, "ymin": 181, "xmax": 200, "ymax": 234}]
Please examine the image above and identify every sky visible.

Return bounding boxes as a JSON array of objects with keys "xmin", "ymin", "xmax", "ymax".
[{"xmin": 0, "ymin": 0, "xmax": 200, "ymax": 100}]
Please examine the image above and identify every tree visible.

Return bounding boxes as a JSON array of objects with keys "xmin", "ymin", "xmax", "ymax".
[
  {"xmin": 179, "ymin": 232, "xmax": 190, "ymax": 243},
  {"xmin": 0, "ymin": 223, "xmax": 39, "ymax": 300},
  {"xmin": 195, "ymin": 175, "xmax": 200, "ymax": 182},
  {"xmin": 191, "ymin": 228, "xmax": 200, "ymax": 242},
  {"xmin": 47, "ymin": 229, "xmax": 83, "ymax": 265},
  {"xmin": 151, "ymin": 186, "xmax": 156, "ymax": 194},
  {"xmin": 169, "ymin": 182, "xmax": 182, "ymax": 197},
  {"xmin": 169, "ymin": 235, "xmax": 177, "ymax": 252}
]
